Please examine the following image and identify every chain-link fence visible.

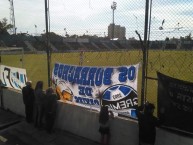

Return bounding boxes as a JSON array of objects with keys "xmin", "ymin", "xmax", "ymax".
[
  {"xmin": 0, "ymin": 0, "xmax": 193, "ymax": 112},
  {"xmin": 145, "ymin": 0, "xmax": 193, "ymax": 110}
]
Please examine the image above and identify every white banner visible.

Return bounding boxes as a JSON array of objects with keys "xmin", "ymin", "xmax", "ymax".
[
  {"xmin": 0, "ymin": 65, "xmax": 27, "ymax": 90},
  {"xmin": 52, "ymin": 63, "xmax": 139, "ymax": 118}
]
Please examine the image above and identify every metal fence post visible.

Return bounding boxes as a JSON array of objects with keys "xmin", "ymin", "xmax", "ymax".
[
  {"xmin": 141, "ymin": 0, "xmax": 149, "ymax": 106},
  {"xmin": 45, "ymin": 0, "xmax": 51, "ymax": 87}
]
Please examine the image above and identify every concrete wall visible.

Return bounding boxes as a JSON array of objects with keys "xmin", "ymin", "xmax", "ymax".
[
  {"xmin": 55, "ymin": 101, "xmax": 138, "ymax": 145},
  {"xmin": 2, "ymin": 88, "xmax": 193, "ymax": 145},
  {"xmin": 156, "ymin": 128, "xmax": 193, "ymax": 145},
  {"xmin": 2, "ymin": 88, "xmax": 25, "ymax": 116}
]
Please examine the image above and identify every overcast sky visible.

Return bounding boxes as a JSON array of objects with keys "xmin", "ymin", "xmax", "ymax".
[{"xmin": 1, "ymin": 0, "xmax": 193, "ymax": 40}]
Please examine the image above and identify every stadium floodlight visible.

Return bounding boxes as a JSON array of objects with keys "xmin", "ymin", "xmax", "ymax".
[
  {"xmin": 111, "ymin": 1, "xmax": 117, "ymax": 10},
  {"xmin": 111, "ymin": 1, "xmax": 117, "ymax": 39},
  {"xmin": 34, "ymin": 24, "xmax": 37, "ymax": 36},
  {"xmin": 64, "ymin": 28, "xmax": 67, "ymax": 37}
]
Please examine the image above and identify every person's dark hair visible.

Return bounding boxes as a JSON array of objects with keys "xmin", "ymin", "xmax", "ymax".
[
  {"xmin": 46, "ymin": 87, "xmax": 54, "ymax": 96},
  {"xmin": 26, "ymin": 81, "xmax": 32, "ymax": 87},
  {"xmin": 144, "ymin": 102, "xmax": 155, "ymax": 114},
  {"xmin": 99, "ymin": 106, "xmax": 109, "ymax": 124},
  {"xmin": 35, "ymin": 81, "xmax": 43, "ymax": 90}
]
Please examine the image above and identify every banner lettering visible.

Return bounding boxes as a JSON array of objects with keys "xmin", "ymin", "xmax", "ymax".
[{"xmin": 52, "ymin": 63, "xmax": 139, "ymax": 118}]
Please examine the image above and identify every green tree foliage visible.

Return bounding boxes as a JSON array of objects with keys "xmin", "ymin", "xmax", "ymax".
[
  {"xmin": 180, "ymin": 33, "xmax": 192, "ymax": 41},
  {"xmin": 185, "ymin": 33, "xmax": 192, "ymax": 40},
  {"xmin": 165, "ymin": 37, "xmax": 169, "ymax": 41},
  {"xmin": 0, "ymin": 18, "xmax": 13, "ymax": 35},
  {"xmin": 41, "ymin": 32, "xmax": 63, "ymax": 40}
]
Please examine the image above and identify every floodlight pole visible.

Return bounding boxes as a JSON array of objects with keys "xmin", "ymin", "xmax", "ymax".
[
  {"xmin": 8, "ymin": 0, "xmax": 16, "ymax": 35},
  {"xmin": 45, "ymin": 0, "xmax": 51, "ymax": 87},
  {"xmin": 111, "ymin": 1, "xmax": 117, "ymax": 39}
]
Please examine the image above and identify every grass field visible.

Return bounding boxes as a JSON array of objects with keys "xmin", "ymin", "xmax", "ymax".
[{"xmin": 1, "ymin": 50, "xmax": 193, "ymax": 114}]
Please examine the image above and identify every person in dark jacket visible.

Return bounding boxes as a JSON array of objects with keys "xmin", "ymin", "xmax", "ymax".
[
  {"xmin": 99, "ymin": 106, "xmax": 114, "ymax": 145},
  {"xmin": 34, "ymin": 81, "xmax": 45, "ymax": 129},
  {"xmin": 136, "ymin": 102, "xmax": 163, "ymax": 145},
  {"xmin": 22, "ymin": 81, "xmax": 34, "ymax": 123},
  {"xmin": 45, "ymin": 87, "xmax": 58, "ymax": 133}
]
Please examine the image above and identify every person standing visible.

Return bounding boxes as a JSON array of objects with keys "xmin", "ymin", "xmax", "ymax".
[
  {"xmin": 45, "ymin": 87, "xmax": 58, "ymax": 133},
  {"xmin": 136, "ymin": 102, "xmax": 163, "ymax": 145},
  {"xmin": 0, "ymin": 79, "xmax": 4, "ymax": 109},
  {"xmin": 22, "ymin": 81, "xmax": 34, "ymax": 123},
  {"xmin": 34, "ymin": 81, "xmax": 45, "ymax": 129},
  {"xmin": 98, "ymin": 106, "xmax": 114, "ymax": 145}
]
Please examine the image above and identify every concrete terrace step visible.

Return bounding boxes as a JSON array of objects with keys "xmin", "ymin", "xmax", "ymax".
[
  {"xmin": 0, "ymin": 108, "xmax": 100, "ymax": 145},
  {"xmin": 0, "ymin": 109, "xmax": 22, "ymax": 130}
]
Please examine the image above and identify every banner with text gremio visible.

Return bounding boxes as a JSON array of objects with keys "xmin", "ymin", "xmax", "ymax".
[{"xmin": 52, "ymin": 63, "xmax": 139, "ymax": 118}]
